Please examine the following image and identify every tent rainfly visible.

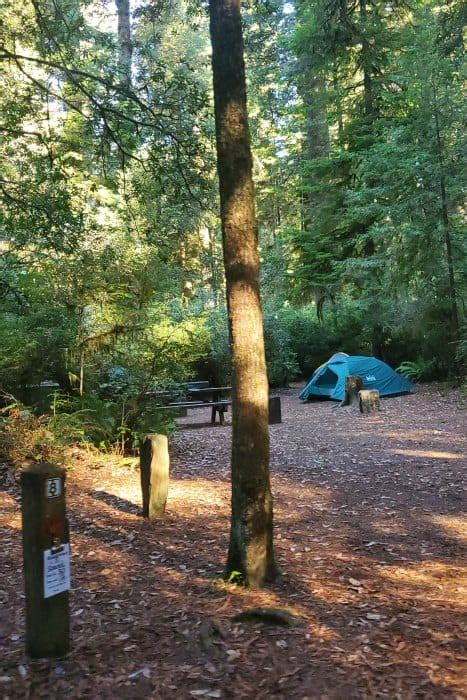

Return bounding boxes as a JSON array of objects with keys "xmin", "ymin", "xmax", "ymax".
[{"xmin": 299, "ymin": 354, "xmax": 414, "ymax": 402}]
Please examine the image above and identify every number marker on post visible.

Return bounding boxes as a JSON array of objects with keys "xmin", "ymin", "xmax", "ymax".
[{"xmin": 21, "ymin": 463, "xmax": 71, "ymax": 658}]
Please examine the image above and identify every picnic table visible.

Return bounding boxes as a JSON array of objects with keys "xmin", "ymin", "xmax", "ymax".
[
  {"xmin": 155, "ymin": 384, "xmax": 232, "ymax": 425},
  {"xmin": 155, "ymin": 384, "xmax": 281, "ymax": 426},
  {"xmin": 187, "ymin": 385, "xmax": 231, "ymax": 401},
  {"xmin": 178, "ymin": 385, "xmax": 232, "ymax": 424}
]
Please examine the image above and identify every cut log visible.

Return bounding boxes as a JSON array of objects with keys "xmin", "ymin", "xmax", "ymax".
[
  {"xmin": 359, "ymin": 389, "xmax": 380, "ymax": 413},
  {"xmin": 340, "ymin": 375, "xmax": 363, "ymax": 407}
]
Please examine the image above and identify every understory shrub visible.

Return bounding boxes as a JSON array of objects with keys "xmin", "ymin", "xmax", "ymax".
[
  {"xmin": 0, "ymin": 397, "xmax": 66, "ymax": 469},
  {"xmin": 278, "ymin": 306, "xmax": 365, "ymax": 378},
  {"xmin": 396, "ymin": 359, "xmax": 436, "ymax": 381},
  {"xmin": 52, "ymin": 392, "xmax": 176, "ymax": 453},
  {"xmin": 197, "ymin": 306, "xmax": 299, "ymax": 387}
]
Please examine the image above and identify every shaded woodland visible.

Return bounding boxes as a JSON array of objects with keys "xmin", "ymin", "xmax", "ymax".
[
  {"xmin": 0, "ymin": 0, "xmax": 465, "ymax": 435},
  {"xmin": 0, "ymin": 0, "xmax": 466, "ymax": 696}
]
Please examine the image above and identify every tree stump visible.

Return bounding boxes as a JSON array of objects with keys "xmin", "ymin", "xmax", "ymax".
[
  {"xmin": 340, "ymin": 375, "xmax": 363, "ymax": 407},
  {"xmin": 359, "ymin": 389, "xmax": 380, "ymax": 413},
  {"xmin": 140, "ymin": 434, "xmax": 169, "ymax": 519}
]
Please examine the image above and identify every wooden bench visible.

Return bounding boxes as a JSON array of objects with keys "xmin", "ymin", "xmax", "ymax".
[{"xmin": 160, "ymin": 400, "xmax": 231, "ymax": 425}]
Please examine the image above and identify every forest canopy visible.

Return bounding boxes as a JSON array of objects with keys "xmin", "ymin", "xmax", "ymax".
[{"xmin": 0, "ymin": 0, "xmax": 465, "ymax": 450}]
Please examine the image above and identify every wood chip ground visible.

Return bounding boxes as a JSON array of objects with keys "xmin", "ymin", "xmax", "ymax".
[{"xmin": 1, "ymin": 384, "xmax": 466, "ymax": 698}]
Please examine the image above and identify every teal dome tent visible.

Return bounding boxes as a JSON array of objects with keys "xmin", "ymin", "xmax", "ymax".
[{"xmin": 299, "ymin": 354, "xmax": 414, "ymax": 401}]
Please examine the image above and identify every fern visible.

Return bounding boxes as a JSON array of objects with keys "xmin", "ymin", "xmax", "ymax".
[{"xmin": 396, "ymin": 359, "xmax": 434, "ymax": 381}]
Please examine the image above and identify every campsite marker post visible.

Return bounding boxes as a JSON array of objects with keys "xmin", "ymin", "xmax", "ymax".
[{"xmin": 21, "ymin": 462, "xmax": 71, "ymax": 658}]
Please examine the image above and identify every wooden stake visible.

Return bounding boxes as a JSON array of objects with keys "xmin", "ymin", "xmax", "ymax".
[{"xmin": 140, "ymin": 434, "xmax": 169, "ymax": 519}]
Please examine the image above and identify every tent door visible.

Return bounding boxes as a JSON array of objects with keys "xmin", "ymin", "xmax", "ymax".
[{"xmin": 315, "ymin": 368, "xmax": 338, "ymax": 390}]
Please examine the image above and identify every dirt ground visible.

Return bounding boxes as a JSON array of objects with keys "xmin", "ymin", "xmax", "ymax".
[{"xmin": 1, "ymin": 384, "xmax": 466, "ymax": 699}]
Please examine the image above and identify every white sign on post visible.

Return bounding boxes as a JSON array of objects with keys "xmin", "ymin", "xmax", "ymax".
[
  {"xmin": 43, "ymin": 544, "xmax": 71, "ymax": 598},
  {"xmin": 45, "ymin": 477, "xmax": 62, "ymax": 499}
]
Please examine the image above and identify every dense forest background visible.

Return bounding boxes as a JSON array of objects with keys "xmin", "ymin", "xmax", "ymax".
[{"xmin": 0, "ymin": 0, "xmax": 465, "ymax": 451}]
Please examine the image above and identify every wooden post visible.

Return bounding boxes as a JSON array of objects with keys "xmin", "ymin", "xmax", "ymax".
[
  {"xmin": 340, "ymin": 375, "xmax": 363, "ymax": 407},
  {"xmin": 140, "ymin": 434, "xmax": 169, "ymax": 519},
  {"xmin": 359, "ymin": 389, "xmax": 380, "ymax": 413},
  {"xmin": 268, "ymin": 396, "xmax": 282, "ymax": 425},
  {"xmin": 20, "ymin": 463, "xmax": 70, "ymax": 658}
]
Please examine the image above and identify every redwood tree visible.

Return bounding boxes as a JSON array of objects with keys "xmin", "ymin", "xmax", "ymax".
[{"xmin": 209, "ymin": 0, "xmax": 276, "ymax": 587}]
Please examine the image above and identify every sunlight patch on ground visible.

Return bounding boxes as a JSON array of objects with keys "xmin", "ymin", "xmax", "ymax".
[
  {"xmin": 389, "ymin": 448, "xmax": 464, "ymax": 460},
  {"xmin": 429, "ymin": 515, "xmax": 467, "ymax": 544},
  {"xmin": 1, "ymin": 517, "xmax": 21, "ymax": 530},
  {"xmin": 306, "ymin": 620, "xmax": 340, "ymax": 642},
  {"xmin": 368, "ymin": 518, "xmax": 409, "ymax": 535},
  {"xmin": 377, "ymin": 562, "xmax": 467, "ymax": 604},
  {"xmin": 93, "ymin": 476, "xmax": 230, "ymax": 512},
  {"xmin": 169, "ymin": 480, "xmax": 228, "ymax": 509},
  {"xmin": 0, "ymin": 494, "xmax": 21, "ymax": 529},
  {"xmin": 382, "ymin": 429, "xmax": 448, "ymax": 439},
  {"xmin": 72, "ymin": 538, "xmax": 140, "ymax": 588},
  {"xmin": 274, "ymin": 482, "xmax": 334, "ymax": 507}
]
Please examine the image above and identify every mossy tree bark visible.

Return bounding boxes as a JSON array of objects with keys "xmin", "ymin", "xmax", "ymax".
[
  {"xmin": 115, "ymin": 0, "xmax": 132, "ymax": 89},
  {"xmin": 209, "ymin": 0, "xmax": 276, "ymax": 587}
]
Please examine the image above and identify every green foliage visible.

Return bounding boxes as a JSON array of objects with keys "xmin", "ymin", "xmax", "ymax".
[
  {"xmin": 196, "ymin": 309, "xmax": 231, "ymax": 385},
  {"xmin": 396, "ymin": 360, "xmax": 435, "ymax": 382},
  {"xmin": 53, "ymin": 392, "xmax": 176, "ymax": 452},
  {"xmin": 263, "ymin": 309, "xmax": 299, "ymax": 387},
  {"xmin": 0, "ymin": 398, "xmax": 65, "ymax": 468},
  {"xmin": 0, "ymin": 0, "xmax": 465, "ymax": 461},
  {"xmin": 457, "ymin": 325, "xmax": 467, "ymax": 368},
  {"xmin": 199, "ymin": 306, "xmax": 299, "ymax": 387},
  {"xmin": 278, "ymin": 306, "xmax": 364, "ymax": 378},
  {"xmin": 227, "ymin": 570, "xmax": 244, "ymax": 585},
  {"xmin": 287, "ymin": 0, "xmax": 465, "ymax": 379}
]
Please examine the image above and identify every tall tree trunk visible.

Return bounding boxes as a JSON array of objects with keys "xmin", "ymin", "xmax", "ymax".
[
  {"xmin": 301, "ymin": 76, "xmax": 329, "ymax": 228},
  {"xmin": 359, "ymin": 0, "xmax": 373, "ymax": 117},
  {"xmin": 209, "ymin": 0, "xmax": 276, "ymax": 587},
  {"xmin": 208, "ymin": 227, "xmax": 220, "ymax": 306},
  {"xmin": 432, "ymin": 86, "xmax": 459, "ymax": 339},
  {"xmin": 115, "ymin": 0, "xmax": 132, "ymax": 89},
  {"xmin": 333, "ymin": 66, "xmax": 344, "ymax": 141}
]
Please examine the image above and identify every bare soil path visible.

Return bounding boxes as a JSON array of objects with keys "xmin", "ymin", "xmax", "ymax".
[{"xmin": 1, "ymin": 384, "xmax": 466, "ymax": 698}]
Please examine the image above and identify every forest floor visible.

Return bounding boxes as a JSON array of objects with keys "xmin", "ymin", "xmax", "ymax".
[{"xmin": 1, "ymin": 384, "xmax": 466, "ymax": 699}]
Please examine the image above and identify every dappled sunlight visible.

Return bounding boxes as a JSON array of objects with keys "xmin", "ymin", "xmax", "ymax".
[
  {"xmin": 369, "ymin": 518, "xmax": 411, "ymax": 535},
  {"xmin": 88, "ymin": 475, "xmax": 231, "ymax": 514},
  {"xmin": 301, "ymin": 576, "xmax": 361, "ymax": 607},
  {"xmin": 0, "ymin": 514, "xmax": 21, "ymax": 530},
  {"xmin": 376, "ymin": 562, "xmax": 466, "ymax": 604},
  {"xmin": 306, "ymin": 620, "xmax": 340, "ymax": 642},
  {"xmin": 73, "ymin": 537, "xmax": 139, "ymax": 567},
  {"xmin": 1, "ymin": 386, "xmax": 466, "ymax": 698},
  {"xmin": 169, "ymin": 480, "xmax": 229, "ymax": 510},
  {"xmin": 429, "ymin": 515, "xmax": 467, "ymax": 544},
  {"xmin": 382, "ymin": 429, "xmax": 454, "ymax": 441},
  {"xmin": 273, "ymin": 481, "xmax": 334, "ymax": 507},
  {"xmin": 390, "ymin": 448, "xmax": 464, "ymax": 460}
]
